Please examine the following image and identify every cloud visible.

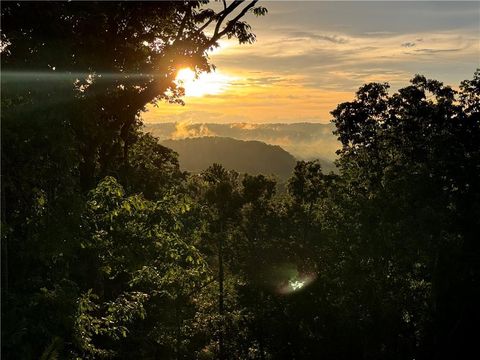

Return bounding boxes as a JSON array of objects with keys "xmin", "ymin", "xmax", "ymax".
[
  {"xmin": 229, "ymin": 123, "xmax": 260, "ymax": 130},
  {"xmin": 289, "ymin": 31, "xmax": 348, "ymax": 44},
  {"xmin": 251, "ymin": 1, "xmax": 480, "ymax": 37},
  {"xmin": 412, "ymin": 47, "xmax": 463, "ymax": 54},
  {"xmin": 216, "ymin": 29, "xmax": 478, "ymax": 93},
  {"xmin": 362, "ymin": 31, "xmax": 397, "ymax": 37},
  {"xmin": 227, "ymin": 75, "xmax": 289, "ymax": 89},
  {"xmin": 171, "ymin": 121, "xmax": 216, "ymax": 139}
]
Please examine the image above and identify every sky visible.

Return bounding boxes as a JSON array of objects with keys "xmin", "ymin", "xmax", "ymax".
[{"xmin": 142, "ymin": 1, "xmax": 480, "ymax": 124}]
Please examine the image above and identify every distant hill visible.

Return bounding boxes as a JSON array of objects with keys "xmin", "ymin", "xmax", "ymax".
[
  {"xmin": 144, "ymin": 122, "xmax": 340, "ymax": 162},
  {"xmin": 161, "ymin": 137, "xmax": 297, "ymax": 179}
]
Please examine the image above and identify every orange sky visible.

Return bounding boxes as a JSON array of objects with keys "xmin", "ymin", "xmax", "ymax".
[{"xmin": 141, "ymin": 1, "xmax": 480, "ymax": 124}]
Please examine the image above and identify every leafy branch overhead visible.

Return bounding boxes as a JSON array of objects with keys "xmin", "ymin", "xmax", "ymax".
[
  {"xmin": 1, "ymin": 1, "xmax": 268, "ymax": 191},
  {"xmin": 1, "ymin": 1, "xmax": 267, "ymax": 106}
]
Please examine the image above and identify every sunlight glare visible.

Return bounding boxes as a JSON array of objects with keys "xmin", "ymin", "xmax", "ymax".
[
  {"xmin": 272, "ymin": 264, "xmax": 317, "ymax": 295},
  {"xmin": 175, "ymin": 67, "xmax": 234, "ymax": 97},
  {"xmin": 289, "ymin": 279, "xmax": 306, "ymax": 291}
]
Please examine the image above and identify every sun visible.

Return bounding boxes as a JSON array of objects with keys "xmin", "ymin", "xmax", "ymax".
[
  {"xmin": 176, "ymin": 68, "xmax": 196, "ymax": 84},
  {"xmin": 175, "ymin": 67, "xmax": 234, "ymax": 97}
]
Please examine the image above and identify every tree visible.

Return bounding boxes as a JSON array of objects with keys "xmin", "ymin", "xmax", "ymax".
[
  {"xmin": 200, "ymin": 164, "xmax": 243, "ymax": 359},
  {"xmin": 118, "ymin": 132, "xmax": 184, "ymax": 199},
  {"xmin": 237, "ymin": 174, "xmax": 279, "ymax": 359},
  {"xmin": 76, "ymin": 177, "xmax": 212, "ymax": 358},
  {"xmin": 1, "ymin": 2, "xmax": 267, "ymax": 358},
  {"xmin": 328, "ymin": 70, "xmax": 480, "ymax": 359},
  {"xmin": 1, "ymin": 0, "xmax": 267, "ymax": 189}
]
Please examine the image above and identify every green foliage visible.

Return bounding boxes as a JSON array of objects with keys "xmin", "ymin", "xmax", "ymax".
[
  {"xmin": 120, "ymin": 133, "xmax": 183, "ymax": 198},
  {"xmin": 73, "ymin": 290, "xmax": 149, "ymax": 358},
  {"xmin": 2, "ymin": 3, "xmax": 479, "ymax": 357},
  {"xmin": 74, "ymin": 177, "xmax": 212, "ymax": 357},
  {"xmin": 326, "ymin": 70, "xmax": 480, "ymax": 358}
]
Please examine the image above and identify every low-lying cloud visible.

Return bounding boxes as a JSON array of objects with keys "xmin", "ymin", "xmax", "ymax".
[{"xmin": 144, "ymin": 122, "xmax": 340, "ymax": 162}]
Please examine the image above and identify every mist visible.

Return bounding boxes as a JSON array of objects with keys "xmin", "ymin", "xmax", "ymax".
[{"xmin": 144, "ymin": 121, "xmax": 340, "ymax": 162}]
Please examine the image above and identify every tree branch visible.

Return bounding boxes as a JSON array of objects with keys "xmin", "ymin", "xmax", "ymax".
[
  {"xmin": 212, "ymin": 0, "xmax": 258, "ymax": 44},
  {"xmin": 212, "ymin": 0, "xmax": 244, "ymax": 39},
  {"xmin": 174, "ymin": 4, "xmax": 191, "ymax": 43},
  {"xmin": 124, "ymin": 1, "xmax": 261, "ymax": 116}
]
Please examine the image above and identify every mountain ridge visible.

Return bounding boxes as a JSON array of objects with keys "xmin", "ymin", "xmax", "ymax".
[
  {"xmin": 161, "ymin": 136, "xmax": 298, "ymax": 179},
  {"xmin": 144, "ymin": 121, "xmax": 340, "ymax": 163}
]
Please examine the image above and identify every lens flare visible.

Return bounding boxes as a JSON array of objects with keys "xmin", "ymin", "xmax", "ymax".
[
  {"xmin": 277, "ymin": 272, "xmax": 316, "ymax": 295},
  {"xmin": 265, "ymin": 263, "xmax": 316, "ymax": 295}
]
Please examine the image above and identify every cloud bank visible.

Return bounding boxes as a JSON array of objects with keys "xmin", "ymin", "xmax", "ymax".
[{"xmin": 144, "ymin": 122, "xmax": 340, "ymax": 162}]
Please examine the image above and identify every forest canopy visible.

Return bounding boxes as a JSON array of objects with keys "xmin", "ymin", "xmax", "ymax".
[{"xmin": 1, "ymin": 1, "xmax": 479, "ymax": 359}]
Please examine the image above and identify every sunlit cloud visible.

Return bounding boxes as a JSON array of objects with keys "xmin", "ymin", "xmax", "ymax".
[{"xmin": 170, "ymin": 121, "xmax": 216, "ymax": 140}]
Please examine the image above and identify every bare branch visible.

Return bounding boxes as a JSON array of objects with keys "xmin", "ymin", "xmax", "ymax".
[
  {"xmin": 195, "ymin": 13, "xmax": 218, "ymax": 35},
  {"xmin": 213, "ymin": 0, "xmax": 258, "ymax": 43},
  {"xmin": 212, "ymin": 0, "xmax": 244, "ymax": 39}
]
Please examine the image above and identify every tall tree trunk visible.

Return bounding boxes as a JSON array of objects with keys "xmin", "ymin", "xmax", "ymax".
[
  {"xmin": 79, "ymin": 148, "xmax": 97, "ymax": 192},
  {"xmin": 218, "ymin": 227, "xmax": 225, "ymax": 360},
  {"xmin": 175, "ymin": 297, "xmax": 181, "ymax": 360},
  {"xmin": 258, "ymin": 290, "xmax": 266, "ymax": 360}
]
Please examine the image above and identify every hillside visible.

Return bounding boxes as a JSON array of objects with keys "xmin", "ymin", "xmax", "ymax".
[
  {"xmin": 161, "ymin": 137, "xmax": 297, "ymax": 179},
  {"xmin": 144, "ymin": 122, "xmax": 339, "ymax": 162}
]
